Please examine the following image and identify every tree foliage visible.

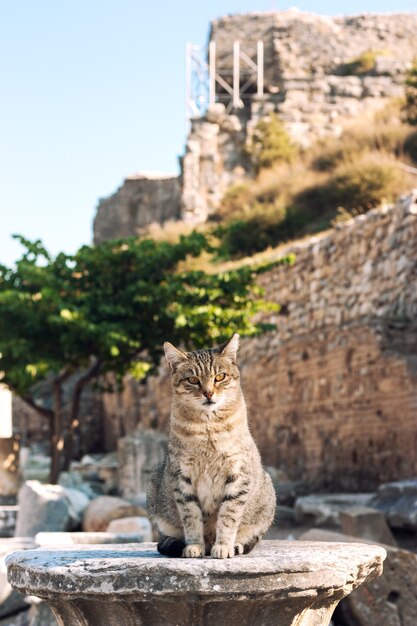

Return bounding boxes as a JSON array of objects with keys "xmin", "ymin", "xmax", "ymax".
[{"xmin": 0, "ymin": 232, "xmax": 281, "ymax": 480}]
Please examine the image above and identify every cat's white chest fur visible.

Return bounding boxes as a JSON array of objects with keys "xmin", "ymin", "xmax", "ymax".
[{"xmin": 196, "ymin": 473, "xmax": 218, "ymax": 513}]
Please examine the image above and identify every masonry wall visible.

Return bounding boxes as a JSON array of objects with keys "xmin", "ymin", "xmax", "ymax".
[{"xmin": 102, "ymin": 192, "xmax": 417, "ymax": 491}]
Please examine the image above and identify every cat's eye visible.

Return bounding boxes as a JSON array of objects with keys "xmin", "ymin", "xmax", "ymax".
[
  {"xmin": 187, "ymin": 376, "xmax": 200, "ymax": 385},
  {"xmin": 214, "ymin": 373, "xmax": 227, "ymax": 382}
]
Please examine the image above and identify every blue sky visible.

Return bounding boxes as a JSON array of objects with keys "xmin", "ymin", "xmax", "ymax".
[{"xmin": 1, "ymin": 0, "xmax": 416, "ymax": 266}]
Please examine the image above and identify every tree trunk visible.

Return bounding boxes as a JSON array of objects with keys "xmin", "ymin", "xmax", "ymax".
[
  {"xmin": 63, "ymin": 360, "xmax": 101, "ymax": 472},
  {"xmin": 50, "ymin": 380, "xmax": 63, "ymax": 484}
]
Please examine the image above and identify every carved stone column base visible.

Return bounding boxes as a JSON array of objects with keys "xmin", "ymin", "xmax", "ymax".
[{"xmin": 6, "ymin": 540, "xmax": 386, "ymax": 626}]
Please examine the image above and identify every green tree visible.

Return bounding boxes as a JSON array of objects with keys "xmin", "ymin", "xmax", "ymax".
[
  {"xmin": 0, "ymin": 233, "xmax": 280, "ymax": 482},
  {"xmin": 248, "ymin": 113, "xmax": 297, "ymax": 172},
  {"xmin": 404, "ymin": 60, "xmax": 417, "ymax": 125}
]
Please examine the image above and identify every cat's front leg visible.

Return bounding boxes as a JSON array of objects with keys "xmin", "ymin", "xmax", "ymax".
[
  {"xmin": 173, "ymin": 478, "xmax": 204, "ymax": 558},
  {"xmin": 211, "ymin": 475, "xmax": 249, "ymax": 559}
]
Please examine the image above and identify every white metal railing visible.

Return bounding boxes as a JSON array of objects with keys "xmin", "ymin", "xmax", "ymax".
[{"xmin": 186, "ymin": 40, "xmax": 265, "ymax": 125}]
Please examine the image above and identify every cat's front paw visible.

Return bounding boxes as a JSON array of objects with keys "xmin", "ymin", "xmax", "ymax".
[
  {"xmin": 211, "ymin": 543, "xmax": 235, "ymax": 559},
  {"xmin": 182, "ymin": 543, "xmax": 204, "ymax": 558}
]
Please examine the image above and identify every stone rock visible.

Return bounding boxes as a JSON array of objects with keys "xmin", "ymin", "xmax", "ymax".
[
  {"xmin": 6, "ymin": 541, "xmax": 386, "ymax": 626},
  {"xmin": 370, "ymin": 478, "xmax": 417, "ymax": 529},
  {"xmin": 117, "ymin": 431, "xmax": 167, "ymax": 499},
  {"xmin": 20, "ymin": 455, "xmax": 50, "ymax": 483},
  {"xmin": 27, "ymin": 599, "xmax": 57, "ymax": 626},
  {"xmin": 35, "ymin": 531, "xmax": 146, "ymax": 545},
  {"xmin": 299, "ymin": 529, "xmax": 417, "ymax": 626},
  {"xmin": 82, "ymin": 496, "xmax": 147, "ymax": 532},
  {"xmin": 14, "ymin": 482, "xmax": 76, "ymax": 537},
  {"xmin": 0, "ymin": 507, "xmax": 19, "ymax": 538},
  {"xmin": 60, "ymin": 488, "xmax": 90, "ymax": 528},
  {"xmin": 0, "ymin": 538, "xmax": 36, "ymax": 619},
  {"xmin": 57, "ymin": 472, "xmax": 96, "ymax": 499},
  {"xmin": 106, "ymin": 516, "xmax": 152, "ymax": 541},
  {"xmin": 205, "ymin": 103, "xmax": 226, "ymax": 124},
  {"xmin": 0, "ymin": 610, "xmax": 29, "ymax": 626},
  {"xmin": 69, "ymin": 452, "xmax": 119, "ymax": 494},
  {"xmin": 340, "ymin": 506, "xmax": 397, "ymax": 546},
  {"xmin": 295, "ymin": 493, "xmax": 373, "ymax": 526}
]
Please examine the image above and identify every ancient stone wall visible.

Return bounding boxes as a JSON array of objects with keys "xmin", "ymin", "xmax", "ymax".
[
  {"xmin": 101, "ymin": 192, "xmax": 417, "ymax": 491},
  {"xmin": 182, "ymin": 10, "xmax": 417, "ymax": 222},
  {"xmin": 93, "ymin": 10, "xmax": 417, "ymax": 231},
  {"xmin": 93, "ymin": 172, "xmax": 181, "ymax": 245}
]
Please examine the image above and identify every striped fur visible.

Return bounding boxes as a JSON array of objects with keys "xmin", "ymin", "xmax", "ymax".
[{"xmin": 147, "ymin": 334, "xmax": 276, "ymax": 559}]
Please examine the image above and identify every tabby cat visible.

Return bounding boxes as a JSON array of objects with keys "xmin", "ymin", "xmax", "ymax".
[{"xmin": 147, "ymin": 333, "xmax": 276, "ymax": 558}]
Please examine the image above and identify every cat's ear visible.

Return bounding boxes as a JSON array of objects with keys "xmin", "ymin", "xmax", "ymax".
[
  {"xmin": 220, "ymin": 333, "xmax": 240, "ymax": 363},
  {"xmin": 164, "ymin": 342, "xmax": 188, "ymax": 371}
]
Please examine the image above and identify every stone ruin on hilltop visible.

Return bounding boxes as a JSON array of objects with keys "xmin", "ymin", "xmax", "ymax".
[{"xmin": 93, "ymin": 9, "xmax": 417, "ymax": 241}]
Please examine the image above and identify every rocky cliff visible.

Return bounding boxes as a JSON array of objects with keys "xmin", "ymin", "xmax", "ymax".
[{"xmin": 101, "ymin": 192, "xmax": 417, "ymax": 491}]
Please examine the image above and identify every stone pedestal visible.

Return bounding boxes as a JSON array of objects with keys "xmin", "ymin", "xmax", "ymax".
[{"xmin": 6, "ymin": 540, "xmax": 386, "ymax": 626}]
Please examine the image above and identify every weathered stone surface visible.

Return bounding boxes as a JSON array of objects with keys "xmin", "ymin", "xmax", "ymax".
[
  {"xmin": 106, "ymin": 517, "xmax": 152, "ymax": 541},
  {"xmin": 106, "ymin": 194, "xmax": 417, "ymax": 491},
  {"xmin": 93, "ymin": 173, "xmax": 181, "ymax": 245},
  {"xmin": 6, "ymin": 541, "xmax": 385, "ymax": 626},
  {"xmin": 35, "ymin": 531, "xmax": 145, "ymax": 546},
  {"xmin": 300, "ymin": 529, "xmax": 417, "ymax": 626},
  {"xmin": 340, "ymin": 506, "xmax": 397, "ymax": 546},
  {"xmin": 0, "ymin": 538, "xmax": 36, "ymax": 619},
  {"xmin": 117, "ymin": 431, "xmax": 167, "ymax": 499},
  {"xmin": 14, "ymin": 482, "xmax": 78, "ymax": 537},
  {"xmin": 82, "ymin": 496, "xmax": 147, "ymax": 532},
  {"xmin": 370, "ymin": 478, "xmax": 417, "ymax": 530},
  {"xmin": 295, "ymin": 494, "xmax": 373, "ymax": 526}
]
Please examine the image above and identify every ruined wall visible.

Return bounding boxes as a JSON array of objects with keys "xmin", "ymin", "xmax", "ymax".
[
  {"xmin": 93, "ymin": 172, "xmax": 181, "ymax": 245},
  {"xmin": 102, "ymin": 192, "xmax": 417, "ymax": 491}
]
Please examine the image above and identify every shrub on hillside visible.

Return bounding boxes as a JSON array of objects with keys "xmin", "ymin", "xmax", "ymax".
[
  {"xmin": 247, "ymin": 113, "xmax": 297, "ymax": 172},
  {"xmin": 296, "ymin": 158, "xmax": 405, "ymax": 216},
  {"xmin": 338, "ymin": 49, "xmax": 387, "ymax": 76},
  {"xmin": 404, "ymin": 130, "xmax": 417, "ymax": 164},
  {"xmin": 404, "ymin": 60, "xmax": 417, "ymax": 126}
]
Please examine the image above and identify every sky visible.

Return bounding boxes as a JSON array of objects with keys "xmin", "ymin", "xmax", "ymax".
[{"xmin": 1, "ymin": 0, "xmax": 416, "ymax": 266}]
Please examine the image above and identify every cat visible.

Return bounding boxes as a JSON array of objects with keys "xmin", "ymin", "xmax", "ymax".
[{"xmin": 147, "ymin": 333, "xmax": 276, "ymax": 559}]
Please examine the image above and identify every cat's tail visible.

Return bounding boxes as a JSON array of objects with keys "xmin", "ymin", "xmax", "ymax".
[{"xmin": 157, "ymin": 536, "xmax": 186, "ymax": 558}]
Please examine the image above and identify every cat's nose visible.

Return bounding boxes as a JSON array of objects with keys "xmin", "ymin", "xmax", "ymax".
[{"xmin": 203, "ymin": 390, "xmax": 214, "ymax": 400}]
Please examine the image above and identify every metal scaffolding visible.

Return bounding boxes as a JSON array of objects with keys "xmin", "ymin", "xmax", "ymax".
[{"xmin": 186, "ymin": 40, "xmax": 264, "ymax": 124}]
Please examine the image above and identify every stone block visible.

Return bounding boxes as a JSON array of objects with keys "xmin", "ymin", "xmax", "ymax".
[
  {"xmin": 117, "ymin": 431, "xmax": 167, "ymax": 499},
  {"xmin": 82, "ymin": 495, "xmax": 147, "ymax": 532},
  {"xmin": 340, "ymin": 506, "xmax": 397, "ymax": 545},
  {"xmin": 14, "ymin": 482, "xmax": 77, "ymax": 537},
  {"xmin": 299, "ymin": 528, "xmax": 417, "ymax": 626},
  {"xmin": 295, "ymin": 493, "xmax": 374, "ymax": 526},
  {"xmin": 106, "ymin": 516, "xmax": 152, "ymax": 541},
  {"xmin": 370, "ymin": 478, "xmax": 417, "ymax": 529}
]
